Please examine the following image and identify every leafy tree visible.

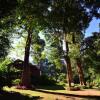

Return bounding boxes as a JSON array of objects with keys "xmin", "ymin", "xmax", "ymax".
[
  {"xmin": 68, "ymin": 32, "xmax": 86, "ymax": 86},
  {"xmin": 81, "ymin": 32, "xmax": 100, "ymax": 86},
  {"xmin": 41, "ymin": 32, "xmax": 64, "ymax": 82},
  {"xmin": 0, "ymin": 58, "xmax": 12, "ymax": 89},
  {"xmin": 10, "ymin": 0, "xmax": 50, "ymax": 88},
  {"xmin": 8, "ymin": 36, "xmax": 26, "ymax": 60},
  {"xmin": 32, "ymin": 33, "xmax": 45, "ymax": 64},
  {"xmin": 0, "ymin": 58, "xmax": 12, "ymax": 76},
  {"xmin": 44, "ymin": 33, "xmax": 62, "ymax": 66},
  {"xmin": 44, "ymin": 0, "xmax": 100, "ymax": 88},
  {"xmin": 0, "ymin": 33, "xmax": 10, "ymax": 59}
]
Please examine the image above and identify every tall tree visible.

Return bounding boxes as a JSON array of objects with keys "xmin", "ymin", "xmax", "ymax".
[
  {"xmin": 81, "ymin": 32, "xmax": 100, "ymax": 85},
  {"xmin": 76, "ymin": 58, "xmax": 85, "ymax": 86},
  {"xmin": 68, "ymin": 32, "xmax": 86, "ymax": 86},
  {"xmin": 21, "ymin": 26, "xmax": 33, "ymax": 88},
  {"xmin": 62, "ymin": 33, "xmax": 73, "ymax": 88},
  {"xmin": 14, "ymin": 0, "xmax": 49, "ymax": 88},
  {"xmin": 45, "ymin": 0, "xmax": 100, "ymax": 88}
]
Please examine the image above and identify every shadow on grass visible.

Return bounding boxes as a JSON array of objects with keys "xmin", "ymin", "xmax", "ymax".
[
  {"xmin": 36, "ymin": 85, "xmax": 65, "ymax": 90},
  {"xmin": 0, "ymin": 90, "xmax": 42, "ymax": 100}
]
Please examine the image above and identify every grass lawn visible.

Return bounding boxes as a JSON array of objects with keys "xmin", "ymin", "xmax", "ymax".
[
  {"xmin": 2, "ymin": 86, "xmax": 70, "ymax": 100},
  {"xmin": 2, "ymin": 86, "xmax": 100, "ymax": 100}
]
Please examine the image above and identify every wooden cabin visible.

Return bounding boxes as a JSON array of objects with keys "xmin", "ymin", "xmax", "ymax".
[{"xmin": 7, "ymin": 59, "xmax": 40, "ymax": 78}]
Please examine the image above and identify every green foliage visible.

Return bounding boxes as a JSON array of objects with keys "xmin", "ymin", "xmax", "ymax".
[
  {"xmin": 43, "ymin": 33, "xmax": 62, "ymax": 69},
  {"xmin": 0, "ymin": 58, "xmax": 12, "ymax": 73},
  {"xmin": 0, "ymin": 33, "xmax": 10, "ymax": 58},
  {"xmin": 45, "ymin": 47, "xmax": 62, "ymax": 67},
  {"xmin": 93, "ymin": 74, "xmax": 100, "ymax": 87},
  {"xmin": 69, "ymin": 44, "xmax": 80, "ymax": 59},
  {"xmin": 31, "ymin": 75, "xmax": 56, "ymax": 86},
  {"xmin": 0, "ymin": 58, "xmax": 22, "ymax": 87},
  {"xmin": 32, "ymin": 33, "xmax": 45, "ymax": 64},
  {"xmin": 12, "ymin": 79, "xmax": 21, "ymax": 85},
  {"xmin": 39, "ymin": 32, "xmax": 65, "ymax": 83},
  {"xmin": 81, "ymin": 32, "xmax": 100, "ymax": 87},
  {"xmin": 58, "ymin": 73, "xmax": 66, "ymax": 83},
  {"xmin": 0, "ymin": 58, "xmax": 12, "ymax": 88}
]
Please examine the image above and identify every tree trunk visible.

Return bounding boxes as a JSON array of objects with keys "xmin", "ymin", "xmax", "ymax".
[
  {"xmin": 76, "ymin": 58, "xmax": 85, "ymax": 86},
  {"xmin": 64, "ymin": 55, "xmax": 73, "ymax": 87},
  {"xmin": 63, "ymin": 33, "xmax": 73, "ymax": 87},
  {"xmin": 21, "ymin": 28, "xmax": 32, "ymax": 88}
]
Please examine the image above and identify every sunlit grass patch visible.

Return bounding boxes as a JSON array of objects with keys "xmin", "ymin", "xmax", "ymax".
[
  {"xmin": 3, "ymin": 86, "xmax": 68, "ymax": 100},
  {"xmin": 3, "ymin": 86, "xmax": 42, "ymax": 97}
]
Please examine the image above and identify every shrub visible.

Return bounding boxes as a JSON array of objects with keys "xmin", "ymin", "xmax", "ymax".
[
  {"xmin": 93, "ymin": 74, "xmax": 100, "ymax": 87},
  {"xmin": 12, "ymin": 79, "xmax": 21, "ymax": 85},
  {"xmin": 31, "ymin": 75, "xmax": 56, "ymax": 86},
  {"xmin": 0, "ymin": 58, "xmax": 12, "ymax": 88}
]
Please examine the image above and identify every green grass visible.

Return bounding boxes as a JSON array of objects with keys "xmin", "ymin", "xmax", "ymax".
[
  {"xmin": 3, "ymin": 85, "xmax": 100, "ymax": 100},
  {"xmin": 3, "ymin": 86, "xmax": 68, "ymax": 100}
]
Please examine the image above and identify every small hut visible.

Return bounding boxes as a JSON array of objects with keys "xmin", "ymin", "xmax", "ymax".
[{"xmin": 7, "ymin": 59, "xmax": 40, "ymax": 78}]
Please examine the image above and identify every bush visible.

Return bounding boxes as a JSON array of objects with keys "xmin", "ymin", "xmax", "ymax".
[
  {"xmin": 0, "ymin": 58, "xmax": 12, "ymax": 88},
  {"xmin": 12, "ymin": 79, "xmax": 21, "ymax": 85},
  {"xmin": 93, "ymin": 74, "xmax": 100, "ymax": 87},
  {"xmin": 31, "ymin": 75, "xmax": 56, "ymax": 86},
  {"xmin": 57, "ymin": 73, "xmax": 66, "ymax": 83},
  {"xmin": 73, "ymin": 75, "xmax": 80, "ymax": 84}
]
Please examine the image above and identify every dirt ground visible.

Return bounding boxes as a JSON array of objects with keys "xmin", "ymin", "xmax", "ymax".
[{"xmin": 35, "ymin": 89, "xmax": 100, "ymax": 100}]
